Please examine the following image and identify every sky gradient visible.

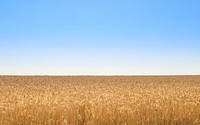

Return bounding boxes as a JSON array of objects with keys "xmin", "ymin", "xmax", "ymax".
[{"xmin": 0, "ymin": 0, "xmax": 200, "ymax": 75}]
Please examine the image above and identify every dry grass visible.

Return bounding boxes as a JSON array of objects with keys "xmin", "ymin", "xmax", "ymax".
[{"xmin": 0, "ymin": 76, "xmax": 200, "ymax": 125}]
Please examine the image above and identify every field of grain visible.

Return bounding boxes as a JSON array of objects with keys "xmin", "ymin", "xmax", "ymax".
[{"xmin": 0, "ymin": 76, "xmax": 200, "ymax": 125}]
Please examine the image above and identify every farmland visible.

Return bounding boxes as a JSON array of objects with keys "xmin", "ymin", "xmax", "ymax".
[{"xmin": 0, "ymin": 76, "xmax": 200, "ymax": 125}]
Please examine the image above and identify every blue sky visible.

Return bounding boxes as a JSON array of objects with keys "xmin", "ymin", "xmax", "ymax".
[{"xmin": 0, "ymin": 0, "xmax": 200, "ymax": 75}]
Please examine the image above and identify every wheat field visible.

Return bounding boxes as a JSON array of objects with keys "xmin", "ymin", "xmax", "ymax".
[{"xmin": 0, "ymin": 76, "xmax": 200, "ymax": 125}]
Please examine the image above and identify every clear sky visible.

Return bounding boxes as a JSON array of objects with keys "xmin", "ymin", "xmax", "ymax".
[{"xmin": 0, "ymin": 0, "xmax": 200, "ymax": 75}]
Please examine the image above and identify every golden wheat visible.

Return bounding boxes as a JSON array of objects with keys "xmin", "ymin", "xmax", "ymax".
[{"xmin": 0, "ymin": 76, "xmax": 200, "ymax": 125}]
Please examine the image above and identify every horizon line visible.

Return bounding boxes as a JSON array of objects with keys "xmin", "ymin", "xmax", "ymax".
[{"xmin": 0, "ymin": 74, "xmax": 200, "ymax": 77}]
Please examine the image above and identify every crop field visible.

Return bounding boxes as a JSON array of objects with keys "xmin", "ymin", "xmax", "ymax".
[{"xmin": 0, "ymin": 76, "xmax": 200, "ymax": 125}]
